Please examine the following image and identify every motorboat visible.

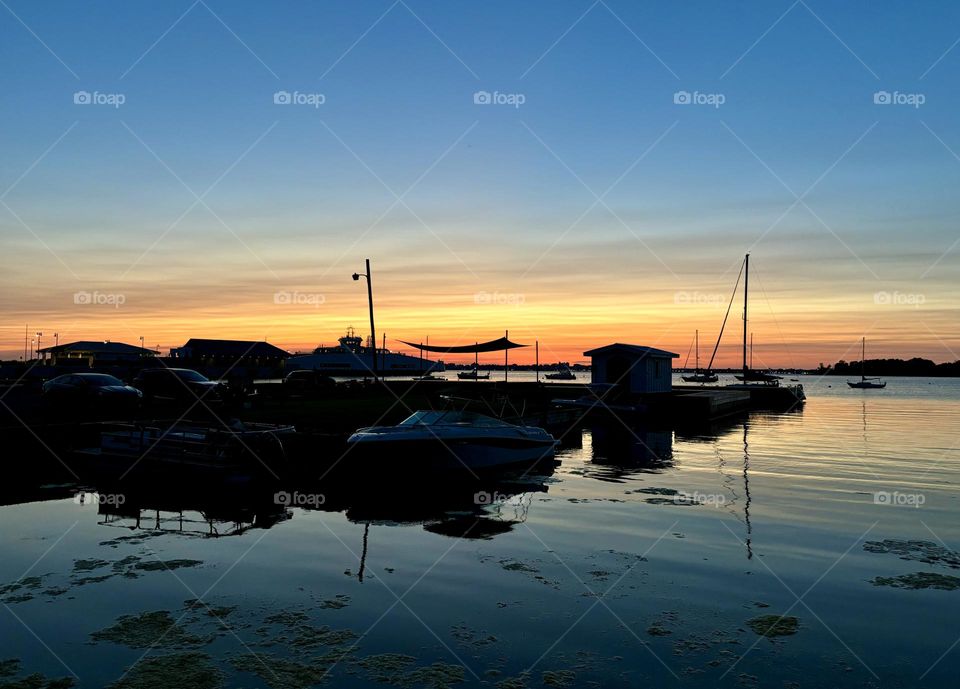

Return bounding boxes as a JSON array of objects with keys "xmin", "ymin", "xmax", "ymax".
[
  {"xmin": 545, "ymin": 364, "xmax": 576, "ymax": 380},
  {"xmin": 76, "ymin": 421, "xmax": 296, "ymax": 479},
  {"xmin": 347, "ymin": 410, "xmax": 557, "ymax": 471},
  {"xmin": 457, "ymin": 369, "xmax": 490, "ymax": 380}
]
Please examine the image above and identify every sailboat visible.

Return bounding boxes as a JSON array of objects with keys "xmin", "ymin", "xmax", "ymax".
[
  {"xmin": 847, "ymin": 337, "xmax": 886, "ymax": 389},
  {"xmin": 718, "ymin": 254, "xmax": 803, "ymax": 402},
  {"xmin": 681, "ymin": 330, "xmax": 718, "ymax": 383}
]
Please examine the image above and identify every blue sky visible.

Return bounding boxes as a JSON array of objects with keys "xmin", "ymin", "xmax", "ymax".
[{"xmin": 1, "ymin": 0, "xmax": 959, "ymax": 364}]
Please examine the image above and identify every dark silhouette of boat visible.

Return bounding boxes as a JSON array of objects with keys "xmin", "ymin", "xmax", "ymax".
[
  {"xmin": 848, "ymin": 337, "xmax": 886, "ymax": 389},
  {"xmin": 681, "ymin": 330, "xmax": 718, "ymax": 383}
]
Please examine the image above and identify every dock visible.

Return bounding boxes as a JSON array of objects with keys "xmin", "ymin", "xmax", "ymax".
[{"xmin": 670, "ymin": 388, "xmax": 751, "ymax": 419}]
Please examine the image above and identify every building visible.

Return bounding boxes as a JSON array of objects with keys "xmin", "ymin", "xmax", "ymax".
[
  {"xmin": 583, "ymin": 343, "xmax": 679, "ymax": 394},
  {"xmin": 170, "ymin": 339, "xmax": 289, "ymax": 365},
  {"xmin": 37, "ymin": 341, "xmax": 157, "ymax": 367}
]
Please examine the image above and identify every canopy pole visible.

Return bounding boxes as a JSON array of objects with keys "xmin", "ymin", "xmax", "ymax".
[
  {"xmin": 475, "ymin": 344, "xmax": 478, "ymax": 383},
  {"xmin": 504, "ymin": 330, "xmax": 508, "ymax": 382}
]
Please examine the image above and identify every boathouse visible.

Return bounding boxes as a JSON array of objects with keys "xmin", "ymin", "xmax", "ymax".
[{"xmin": 583, "ymin": 343, "xmax": 678, "ymax": 394}]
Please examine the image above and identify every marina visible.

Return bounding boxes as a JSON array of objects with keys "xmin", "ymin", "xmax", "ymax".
[{"xmin": 2, "ymin": 2, "xmax": 958, "ymax": 687}]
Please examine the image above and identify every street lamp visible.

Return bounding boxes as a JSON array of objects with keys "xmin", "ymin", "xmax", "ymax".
[
  {"xmin": 35, "ymin": 332, "xmax": 42, "ymax": 360},
  {"xmin": 352, "ymin": 258, "xmax": 377, "ymax": 381}
]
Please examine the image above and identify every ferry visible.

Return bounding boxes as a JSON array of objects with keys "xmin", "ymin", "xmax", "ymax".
[{"xmin": 286, "ymin": 328, "xmax": 445, "ymax": 377}]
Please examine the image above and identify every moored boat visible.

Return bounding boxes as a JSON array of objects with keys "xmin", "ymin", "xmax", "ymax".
[{"xmin": 346, "ymin": 410, "xmax": 557, "ymax": 472}]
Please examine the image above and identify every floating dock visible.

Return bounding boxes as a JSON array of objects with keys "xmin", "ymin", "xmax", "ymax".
[{"xmin": 670, "ymin": 389, "xmax": 751, "ymax": 419}]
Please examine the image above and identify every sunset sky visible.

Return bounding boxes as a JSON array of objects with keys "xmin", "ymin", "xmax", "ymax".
[{"xmin": 1, "ymin": 1, "xmax": 958, "ymax": 367}]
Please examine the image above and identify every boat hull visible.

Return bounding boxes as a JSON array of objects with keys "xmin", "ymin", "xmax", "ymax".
[{"xmin": 347, "ymin": 433, "xmax": 556, "ymax": 472}]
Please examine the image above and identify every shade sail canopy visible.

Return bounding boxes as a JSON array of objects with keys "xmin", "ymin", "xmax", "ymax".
[{"xmin": 399, "ymin": 337, "xmax": 528, "ymax": 354}]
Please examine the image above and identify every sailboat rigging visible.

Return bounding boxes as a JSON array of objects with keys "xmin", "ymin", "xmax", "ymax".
[
  {"xmin": 847, "ymin": 337, "xmax": 886, "ymax": 389},
  {"xmin": 681, "ymin": 329, "xmax": 718, "ymax": 383}
]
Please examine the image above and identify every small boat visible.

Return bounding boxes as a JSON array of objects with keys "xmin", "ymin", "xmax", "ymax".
[
  {"xmin": 681, "ymin": 330, "xmax": 718, "ymax": 383},
  {"xmin": 76, "ymin": 421, "xmax": 295, "ymax": 479},
  {"xmin": 848, "ymin": 337, "xmax": 886, "ymax": 389},
  {"xmin": 347, "ymin": 409, "xmax": 557, "ymax": 471},
  {"xmin": 545, "ymin": 364, "xmax": 576, "ymax": 380},
  {"xmin": 457, "ymin": 369, "xmax": 490, "ymax": 380}
]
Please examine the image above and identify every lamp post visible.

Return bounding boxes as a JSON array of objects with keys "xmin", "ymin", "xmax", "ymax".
[
  {"xmin": 36, "ymin": 332, "xmax": 42, "ymax": 361},
  {"xmin": 352, "ymin": 259, "xmax": 377, "ymax": 382}
]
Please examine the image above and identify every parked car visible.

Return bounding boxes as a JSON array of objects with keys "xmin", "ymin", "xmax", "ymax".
[
  {"xmin": 283, "ymin": 370, "xmax": 337, "ymax": 393},
  {"xmin": 133, "ymin": 368, "xmax": 224, "ymax": 403},
  {"xmin": 42, "ymin": 373, "xmax": 142, "ymax": 405}
]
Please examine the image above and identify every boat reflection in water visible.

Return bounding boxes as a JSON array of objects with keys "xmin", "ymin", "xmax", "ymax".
[{"xmin": 81, "ymin": 450, "xmax": 558, "ymax": 548}]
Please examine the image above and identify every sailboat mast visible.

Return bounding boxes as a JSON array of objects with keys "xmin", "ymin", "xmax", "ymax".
[
  {"xmin": 695, "ymin": 329, "xmax": 699, "ymax": 372},
  {"xmin": 862, "ymin": 337, "xmax": 866, "ymax": 382},
  {"xmin": 742, "ymin": 253, "xmax": 749, "ymax": 379}
]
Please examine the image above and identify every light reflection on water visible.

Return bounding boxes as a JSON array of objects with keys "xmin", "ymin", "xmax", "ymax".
[{"xmin": 1, "ymin": 380, "xmax": 959, "ymax": 687}]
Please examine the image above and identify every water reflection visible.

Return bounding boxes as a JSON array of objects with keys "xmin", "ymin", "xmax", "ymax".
[{"xmin": 62, "ymin": 458, "xmax": 560, "ymax": 552}]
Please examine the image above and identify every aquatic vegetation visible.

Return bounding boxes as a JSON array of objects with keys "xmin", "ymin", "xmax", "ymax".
[
  {"xmin": 317, "ymin": 595, "xmax": 350, "ymax": 609},
  {"xmin": 357, "ymin": 654, "xmax": 417, "ymax": 682},
  {"xmin": 72, "ymin": 559, "xmax": 110, "ymax": 572},
  {"xmin": 541, "ymin": 670, "xmax": 576, "ymax": 687},
  {"xmin": 401, "ymin": 662, "xmax": 465, "ymax": 688},
  {"xmin": 109, "ymin": 652, "xmax": 222, "ymax": 689},
  {"xmin": 133, "ymin": 559, "xmax": 204, "ymax": 572},
  {"xmin": 231, "ymin": 653, "xmax": 345, "ymax": 689},
  {"xmin": 499, "ymin": 560, "xmax": 538, "ymax": 573},
  {"xmin": 631, "ymin": 487, "xmax": 679, "ymax": 495},
  {"xmin": 647, "ymin": 624, "xmax": 672, "ymax": 636},
  {"xmin": 451, "ymin": 623, "xmax": 497, "ymax": 648},
  {"xmin": 0, "ymin": 659, "xmax": 74, "ymax": 687},
  {"xmin": 264, "ymin": 611, "xmax": 310, "ymax": 626},
  {"xmin": 745, "ymin": 615, "xmax": 799, "ymax": 637},
  {"xmin": 495, "ymin": 675, "xmax": 528, "ymax": 689},
  {"xmin": 871, "ymin": 572, "xmax": 960, "ymax": 590},
  {"xmin": 0, "ymin": 673, "xmax": 75, "ymax": 689},
  {"xmin": 289, "ymin": 624, "xmax": 358, "ymax": 649},
  {"xmin": 863, "ymin": 540, "xmax": 960, "ymax": 568},
  {"xmin": 92, "ymin": 611, "xmax": 208, "ymax": 648}
]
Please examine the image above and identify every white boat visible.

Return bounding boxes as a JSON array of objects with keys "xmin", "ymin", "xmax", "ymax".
[
  {"xmin": 347, "ymin": 410, "xmax": 557, "ymax": 471},
  {"xmin": 287, "ymin": 327, "xmax": 445, "ymax": 377}
]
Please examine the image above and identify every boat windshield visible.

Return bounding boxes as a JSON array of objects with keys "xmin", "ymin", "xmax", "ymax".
[{"xmin": 399, "ymin": 410, "xmax": 511, "ymax": 427}]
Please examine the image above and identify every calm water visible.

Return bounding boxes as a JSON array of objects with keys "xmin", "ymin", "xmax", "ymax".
[{"xmin": 2, "ymin": 376, "xmax": 959, "ymax": 687}]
